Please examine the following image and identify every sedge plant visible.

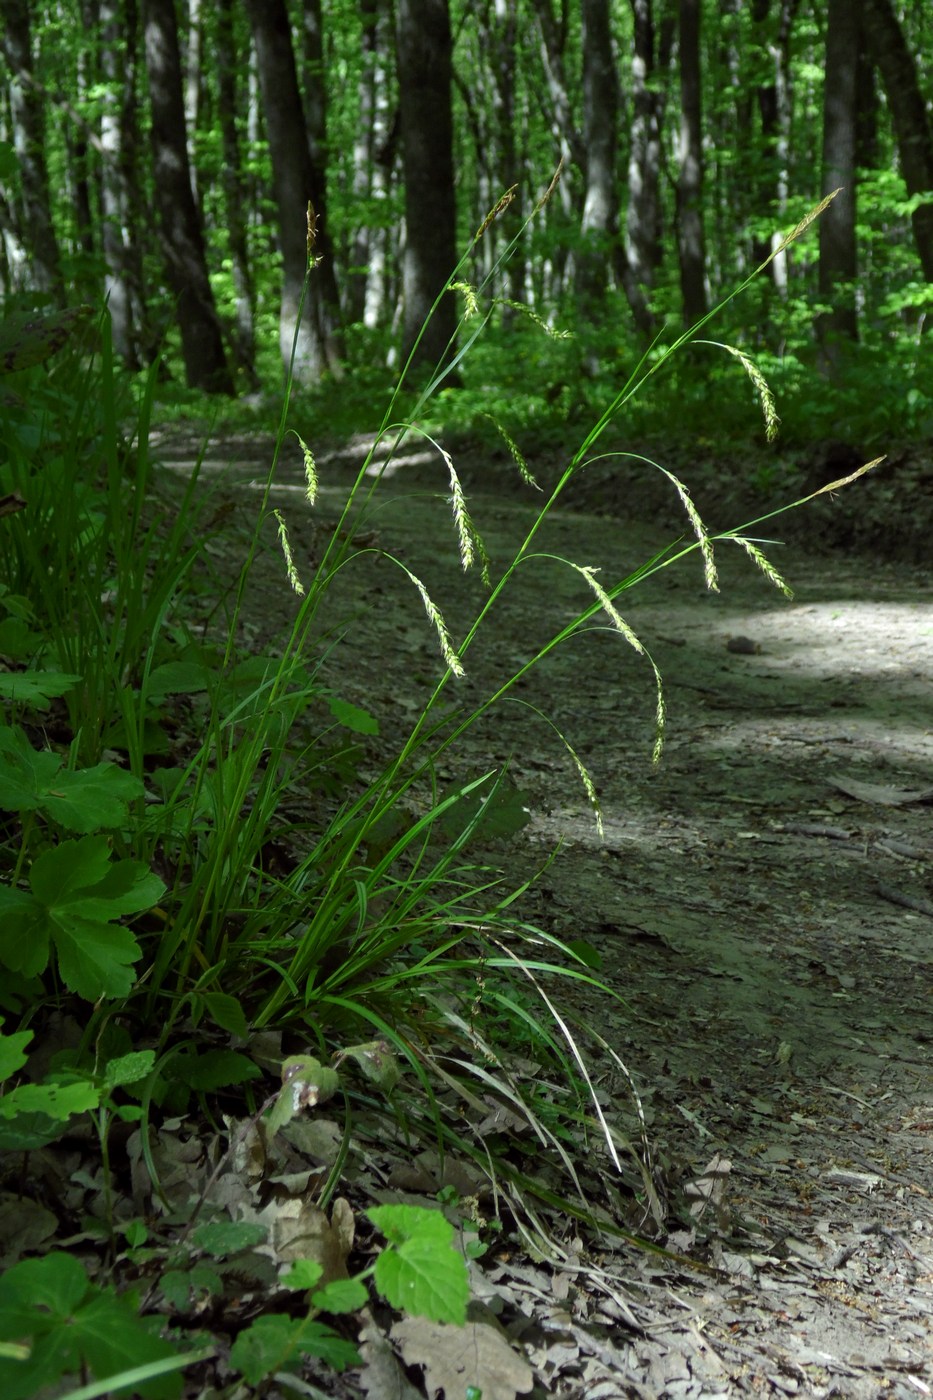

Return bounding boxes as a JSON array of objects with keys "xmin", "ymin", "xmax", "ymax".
[{"xmin": 0, "ymin": 179, "xmax": 881, "ymax": 1321}]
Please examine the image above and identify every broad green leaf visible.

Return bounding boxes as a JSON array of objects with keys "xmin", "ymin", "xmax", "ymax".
[
  {"xmin": 0, "ymin": 617, "xmax": 43, "ymax": 657},
  {"xmin": 0, "ymin": 671, "xmax": 81, "ymax": 710},
  {"xmin": 0, "ymin": 726, "xmax": 60, "ymax": 810},
  {"xmin": 0, "ymin": 887, "xmax": 51, "ymax": 976},
  {"xmin": 145, "ymin": 661, "xmax": 213, "ymax": 700},
  {"xmin": 53, "ymin": 1288, "xmax": 181, "ymax": 1399},
  {"xmin": 0, "ymin": 728, "xmax": 144, "ymax": 830},
  {"xmin": 190, "ymin": 1221, "xmax": 267, "ymax": 1257},
  {"xmin": 369, "ymin": 1206, "xmax": 468, "ymax": 1325},
  {"xmin": 310, "ymin": 1277, "xmax": 369, "ymax": 1314},
  {"xmin": 230, "ymin": 1315, "xmax": 358, "ymax": 1384},
  {"xmin": 171, "ymin": 1049, "xmax": 260, "ymax": 1091},
  {"xmin": 327, "ymin": 695, "xmax": 379, "ymax": 734},
  {"xmin": 104, "ymin": 1050, "xmax": 156, "ymax": 1090},
  {"xmin": 0, "ymin": 1021, "xmax": 32, "ymax": 1079},
  {"xmin": 373, "ymin": 1234, "xmax": 468, "ymax": 1326},
  {"xmin": 43, "ymin": 764, "xmax": 144, "ymax": 832},
  {"xmin": 280, "ymin": 1259, "xmax": 324, "ymax": 1292},
  {"xmin": 0, "ymin": 1110, "xmax": 72, "ymax": 1150},
  {"xmin": 0, "ymin": 838, "xmax": 163, "ymax": 1000},
  {"xmin": 0, "ymin": 1252, "xmax": 89, "ymax": 1335},
  {"xmin": 0, "ymin": 1080, "xmax": 99, "ymax": 1122},
  {"xmin": 368, "ymin": 1205, "xmax": 456, "ymax": 1246},
  {"xmin": 201, "ymin": 991, "xmax": 249, "ymax": 1038}
]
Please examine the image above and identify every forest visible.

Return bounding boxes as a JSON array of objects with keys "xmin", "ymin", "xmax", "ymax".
[{"xmin": 0, "ymin": 1, "xmax": 932, "ymax": 1397}]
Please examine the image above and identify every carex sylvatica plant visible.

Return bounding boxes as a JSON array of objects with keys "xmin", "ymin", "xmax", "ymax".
[{"xmin": 0, "ymin": 182, "xmax": 880, "ymax": 1254}]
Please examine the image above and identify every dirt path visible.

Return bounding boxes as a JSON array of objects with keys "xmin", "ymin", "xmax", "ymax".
[{"xmin": 159, "ymin": 428, "xmax": 933, "ymax": 1398}]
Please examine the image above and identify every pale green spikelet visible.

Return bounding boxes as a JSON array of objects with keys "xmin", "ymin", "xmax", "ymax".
[
  {"xmin": 661, "ymin": 469, "xmax": 719, "ymax": 592},
  {"xmin": 443, "ymin": 451, "xmax": 491, "ymax": 585},
  {"xmin": 566, "ymin": 738, "xmax": 604, "ymax": 839},
  {"xmin": 273, "ymin": 509, "xmax": 305, "ymax": 596},
  {"xmin": 577, "ymin": 565, "xmax": 645, "ymax": 653},
  {"xmin": 775, "ymin": 188, "xmax": 841, "ymax": 256},
  {"xmin": 294, "ymin": 431, "xmax": 318, "ymax": 505},
  {"xmin": 480, "ymin": 413, "xmax": 540, "ymax": 489},
  {"xmin": 401, "ymin": 564, "xmax": 464, "ymax": 677},
  {"xmin": 495, "ymin": 300, "xmax": 573, "ymax": 340},
  {"xmin": 702, "ymin": 342, "xmax": 780, "ymax": 442},
  {"xmin": 445, "ymin": 455, "xmax": 474, "ymax": 569},
  {"xmin": 650, "ymin": 668, "xmax": 666, "ymax": 764},
  {"xmin": 732, "ymin": 536, "xmax": 794, "ymax": 598},
  {"xmin": 576, "ymin": 565, "xmax": 666, "ymax": 762},
  {"xmin": 474, "ymin": 185, "xmax": 517, "ymax": 240},
  {"xmin": 449, "ymin": 280, "xmax": 480, "ymax": 319}
]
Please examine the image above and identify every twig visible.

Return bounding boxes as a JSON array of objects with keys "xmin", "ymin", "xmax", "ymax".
[{"xmin": 875, "ymin": 882, "xmax": 933, "ymax": 918}]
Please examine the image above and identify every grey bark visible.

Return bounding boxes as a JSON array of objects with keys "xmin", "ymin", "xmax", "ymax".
[
  {"xmin": 395, "ymin": 0, "xmax": 459, "ymax": 371},
  {"xmin": 100, "ymin": 0, "xmax": 139, "ymax": 366},
  {"xmin": 215, "ymin": 0, "xmax": 257, "ymax": 383},
  {"xmin": 143, "ymin": 0, "xmax": 233, "ymax": 392},
  {"xmin": 578, "ymin": 0, "xmax": 618, "ymax": 310},
  {"xmin": 624, "ymin": 0, "xmax": 674, "ymax": 336},
  {"xmin": 862, "ymin": 0, "xmax": 933, "ymax": 291},
  {"xmin": 676, "ymin": 0, "xmax": 707, "ymax": 323},
  {"xmin": 244, "ymin": 0, "xmax": 342, "ymax": 385},
  {"xmin": 818, "ymin": 0, "xmax": 861, "ymax": 349},
  {"xmin": 0, "ymin": 0, "xmax": 63, "ymax": 298}
]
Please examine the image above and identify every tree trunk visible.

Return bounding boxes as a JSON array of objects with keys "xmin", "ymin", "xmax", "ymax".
[
  {"xmin": 143, "ymin": 0, "xmax": 232, "ymax": 392},
  {"xmin": 244, "ymin": 0, "xmax": 341, "ymax": 385},
  {"xmin": 353, "ymin": 0, "xmax": 396, "ymax": 331},
  {"xmin": 395, "ymin": 0, "xmax": 459, "ymax": 371},
  {"xmin": 100, "ymin": 0, "xmax": 139, "ymax": 367},
  {"xmin": 818, "ymin": 0, "xmax": 861, "ymax": 351},
  {"xmin": 676, "ymin": 0, "xmax": 707, "ymax": 323},
  {"xmin": 578, "ymin": 0, "xmax": 618, "ymax": 311},
  {"xmin": 862, "ymin": 0, "xmax": 933, "ymax": 291},
  {"xmin": 215, "ymin": 0, "xmax": 257, "ymax": 384},
  {"xmin": 0, "ymin": 0, "xmax": 63, "ymax": 298},
  {"xmin": 624, "ymin": 0, "xmax": 672, "ymax": 336}
]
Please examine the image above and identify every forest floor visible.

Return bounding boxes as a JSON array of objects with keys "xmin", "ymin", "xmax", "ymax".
[{"xmin": 153, "ymin": 424, "xmax": 933, "ymax": 1400}]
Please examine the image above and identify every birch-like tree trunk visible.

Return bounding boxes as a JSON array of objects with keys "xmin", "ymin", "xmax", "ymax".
[
  {"xmin": 0, "ymin": 0, "xmax": 63, "ymax": 298},
  {"xmin": 676, "ymin": 0, "xmax": 707, "ymax": 323}
]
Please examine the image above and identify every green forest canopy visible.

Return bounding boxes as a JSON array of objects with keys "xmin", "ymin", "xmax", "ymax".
[{"xmin": 0, "ymin": 0, "xmax": 930, "ymax": 440}]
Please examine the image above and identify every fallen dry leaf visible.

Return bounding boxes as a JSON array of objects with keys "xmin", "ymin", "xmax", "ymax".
[{"xmin": 391, "ymin": 1316, "xmax": 534, "ymax": 1400}]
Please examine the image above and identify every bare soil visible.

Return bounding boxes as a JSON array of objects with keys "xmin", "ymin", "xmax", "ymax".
[{"xmin": 156, "ymin": 426, "xmax": 933, "ymax": 1400}]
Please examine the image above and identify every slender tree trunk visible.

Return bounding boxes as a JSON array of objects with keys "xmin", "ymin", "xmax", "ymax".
[
  {"xmin": 862, "ymin": 0, "xmax": 933, "ymax": 292},
  {"xmin": 578, "ymin": 0, "xmax": 618, "ymax": 311},
  {"xmin": 244, "ymin": 0, "xmax": 342, "ymax": 385},
  {"xmin": 0, "ymin": 0, "xmax": 63, "ymax": 298},
  {"xmin": 301, "ymin": 0, "xmax": 327, "ymax": 175},
  {"xmin": 184, "ymin": 0, "xmax": 202, "ymax": 208},
  {"xmin": 818, "ymin": 0, "xmax": 861, "ymax": 352},
  {"xmin": 676, "ymin": 0, "xmax": 707, "ymax": 323},
  {"xmin": 100, "ymin": 0, "xmax": 139, "ymax": 366},
  {"xmin": 354, "ymin": 0, "xmax": 396, "ymax": 331},
  {"xmin": 395, "ymin": 0, "xmax": 458, "ymax": 371},
  {"xmin": 143, "ymin": 0, "xmax": 233, "ymax": 392},
  {"xmin": 624, "ymin": 0, "xmax": 672, "ymax": 336},
  {"xmin": 215, "ymin": 0, "xmax": 258, "ymax": 384}
]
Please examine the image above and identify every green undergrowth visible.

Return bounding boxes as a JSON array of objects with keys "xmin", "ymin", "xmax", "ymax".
[{"xmin": 0, "ymin": 193, "xmax": 879, "ymax": 1394}]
